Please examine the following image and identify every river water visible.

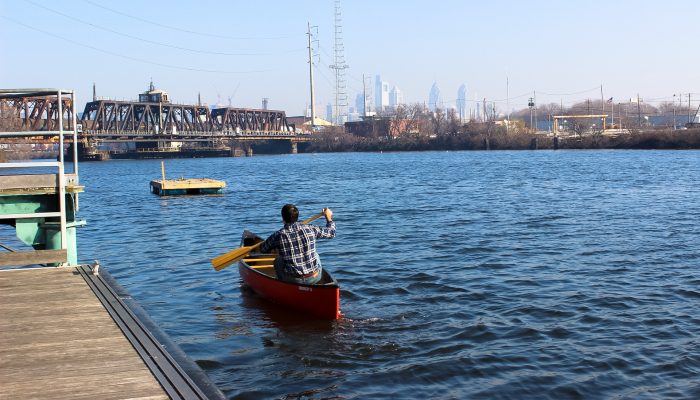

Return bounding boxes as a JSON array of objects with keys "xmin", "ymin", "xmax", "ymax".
[{"xmin": 76, "ymin": 150, "xmax": 700, "ymax": 399}]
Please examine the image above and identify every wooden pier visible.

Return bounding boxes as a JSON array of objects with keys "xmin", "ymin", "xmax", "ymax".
[
  {"xmin": 0, "ymin": 265, "xmax": 222, "ymax": 400},
  {"xmin": 0, "ymin": 89, "xmax": 223, "ymax": 399}
]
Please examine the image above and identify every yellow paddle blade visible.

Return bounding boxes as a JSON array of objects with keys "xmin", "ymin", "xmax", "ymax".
[{"xmin": 211, "ymin": 242, "xmax": 262, "ymax": 271}]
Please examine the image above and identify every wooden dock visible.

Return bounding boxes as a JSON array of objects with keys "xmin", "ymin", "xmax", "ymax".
[{"xmin": 0, "ymin": 266, "xmax": 221, "ymax": 400}]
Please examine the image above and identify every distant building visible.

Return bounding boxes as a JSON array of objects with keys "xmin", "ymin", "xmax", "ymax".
[
  {"xmin": 326, "ymin": 103, "xmax": 334, "ymax": 123},
  {"xmin": 389, "ymin": 86, "xmax": 403, "ymax": 108},
  {"xmin": 139, "ymin": 81, "xmax": 170, "ymax": 103},
  {"xmin": 428, "ymin": 82, "xmax": 440, "ymax": 112},
  {"xmin": 287, "ymin": 116, "xmax": 333, "ymax": 133},
  {"xmin": 345, "ymin": 116, "xmax": 415, "ymax": 139},
  {"xmin": 457, "ymin": 84, "xmax": 467, "ymax": 121},
  {"xmin": 375, "ymin": 75, "xmax": 389, "ymax": 113},
  {"xmin": 355, "ymin": 93, "xmax": 366, "ymax": 117}
]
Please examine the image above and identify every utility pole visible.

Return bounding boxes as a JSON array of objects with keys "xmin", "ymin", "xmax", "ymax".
[
  {"xmin": 673, "ymin": 94, "xmax": 677, "ymax": 130},
  {"xmin": 307, "ymin": 22, "xmax": 316, "ymax": 128},
  {"xmin": 506, "ymin": 77, "xmax": 509, "ymax": 133},
  {"xmin": 637, "ymin": 94, "xmax": 641, "ymax": 127},
  {"xmin": 533, "ymin": 91, "xmax": 537, "ymax": 133}
]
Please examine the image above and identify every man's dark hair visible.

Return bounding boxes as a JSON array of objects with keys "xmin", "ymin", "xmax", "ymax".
[{"xmin": 281, "ymin": 204, "xmax": 299, "ymax": 223}]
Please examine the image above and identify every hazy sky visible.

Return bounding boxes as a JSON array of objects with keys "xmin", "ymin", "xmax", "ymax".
[{"xmin": 1, "ymin": 0, "xmax": 698, "ymax": 115}]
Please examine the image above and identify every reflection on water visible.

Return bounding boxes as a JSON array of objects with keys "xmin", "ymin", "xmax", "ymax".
[{"xmin": 77, "ymin": 151, "xmax": 700, "ymax": 399}]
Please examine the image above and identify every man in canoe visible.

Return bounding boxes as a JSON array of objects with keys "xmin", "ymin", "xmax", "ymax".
[{"xmin": 260, "ymin": 204, "xmax": 336, "ymax": 285}]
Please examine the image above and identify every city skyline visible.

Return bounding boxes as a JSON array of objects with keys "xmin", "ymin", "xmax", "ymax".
[{"xmin": 1, "ymin": 0, "xmax": 698, "ymax": 117}]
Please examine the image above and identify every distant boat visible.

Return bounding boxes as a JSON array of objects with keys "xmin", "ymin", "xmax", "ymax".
[{"xmin": 150, "ymin": 161, "xmax": 225, "ymax": 195}]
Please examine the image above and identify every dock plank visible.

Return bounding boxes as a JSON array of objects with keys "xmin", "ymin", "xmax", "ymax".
[{"xmin": 0, "ymin": 267, "xmax": 169, "ymax": 400}]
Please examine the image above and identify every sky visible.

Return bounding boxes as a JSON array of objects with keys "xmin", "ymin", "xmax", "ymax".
[{"xmin": 1, "ymin": 0, "xmax": 699, "ymax": 116}]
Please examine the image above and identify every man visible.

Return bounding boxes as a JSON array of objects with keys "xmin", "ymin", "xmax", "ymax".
[{"xmin": 260, "ymin": 204, "xmax": 335, "ymax": 285}]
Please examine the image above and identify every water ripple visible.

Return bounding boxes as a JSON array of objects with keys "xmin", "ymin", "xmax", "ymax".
[{"xmin": 73, "ymin": 151, "xmax": 700, "ymax": 399}]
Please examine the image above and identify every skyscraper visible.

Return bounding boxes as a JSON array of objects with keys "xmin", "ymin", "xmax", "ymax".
[
  {"xmin": 457, "ymin": 84, "xmax": 467, "ymax": 121},
  {"xmin": 428, "ymin": 82, "xmax": 441, "ymax": 112},
  {"xmin": 326, "ymin": 103, "xmax": 333, "ymax": 123},
  {"xmin": 375, "ymin": 75, "xmax": 389, "ymax": 113},
  {"xmin": 389, "ymin": 86, "xmax": 403, "ymax": 108},
  {"xmin": 355, "ymin": 93, "xmax": 365, "ymax": 116}
]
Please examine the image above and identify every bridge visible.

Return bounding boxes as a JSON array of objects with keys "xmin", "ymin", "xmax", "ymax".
[
  {"xmin": 78, "ymin": 91, "xmax": 313, "ymax": 158},
  {"xmin": 0, "ymin": 84, "xmax": 316, "ymax": 159}
]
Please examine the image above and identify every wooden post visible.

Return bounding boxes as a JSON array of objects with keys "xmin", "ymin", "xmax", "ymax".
[{"xmin": 161, "ymin": 160, "xmax": 165, "ymax": 181}]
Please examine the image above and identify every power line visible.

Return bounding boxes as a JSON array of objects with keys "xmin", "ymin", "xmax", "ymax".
[
  {"xmin": 536, "ymin": 86, "xmax": 601, "ymax": 96},
  {"xmin": 25, "ymin": 0, "xmax": 304, "ymax": 57},
  {"xmin": 81, "ymin": 0, "xmax": 297, "ymax": 40},
  {"xmin": 1, "ymin": 15, "xmax": 278, "ymax": 75}
]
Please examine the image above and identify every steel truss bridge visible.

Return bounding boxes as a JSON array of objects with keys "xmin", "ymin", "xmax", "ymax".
[
  {"xmin": 1, "ymin": 95, "xmax": 313, "ymax": 157},
  {"xmin": 78, "ymin": 100, "xmax": 312, "ymax": 156},
  {"xmin": 0, "ymin": 91, "xmax": 75, "ymax": 133},
  {"xmin": 80, "ymin": 100, "xmax": 297, "ymax": 137}
]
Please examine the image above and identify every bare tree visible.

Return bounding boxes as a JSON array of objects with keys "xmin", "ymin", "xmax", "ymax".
[{"xmin": 430, "ymin": 108, "xmax": 448, "ymax": 136}]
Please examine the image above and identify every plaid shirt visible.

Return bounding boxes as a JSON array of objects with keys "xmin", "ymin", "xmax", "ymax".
[{"xmin": 260, "ymin": 220, "xmax": 336, "ymax": 276}]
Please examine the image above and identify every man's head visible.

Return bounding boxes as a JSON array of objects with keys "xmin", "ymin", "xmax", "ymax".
[{"xmin": 281, "ymin": 204, "xmax": 299, "ymax": 223}]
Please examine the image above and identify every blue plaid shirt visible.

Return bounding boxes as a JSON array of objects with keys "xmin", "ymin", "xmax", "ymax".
[{"xmin": 260, "ymin": 220, "xmax": 336, "ymax": 276}]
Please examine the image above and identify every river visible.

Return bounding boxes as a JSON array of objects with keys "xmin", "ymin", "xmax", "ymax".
[{"xmin": 76, "ymin": 150, "xmax": 700, "ymax": 399}]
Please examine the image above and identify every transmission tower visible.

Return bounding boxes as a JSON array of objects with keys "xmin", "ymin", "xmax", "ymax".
[{"xmin": 330, "ymin": 0, "xmax": 349, "ymax": 125}]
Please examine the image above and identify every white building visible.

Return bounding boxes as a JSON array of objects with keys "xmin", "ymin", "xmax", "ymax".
[
  {"xmin": 428, "ymin": 82, "xmax": 441, "ymax": 112},
  {"xmin": 375, "ymin": 75, "xmax": 389, "ymax": 113},
  {"xmin": 389, "ymin": 86, "xmax": 403, "ymax": 108},
  {"xmin": 457, "ymin": 84, "xmax": 467, "ymax": 121},
  {"xmin": 325, "ymin": 103, "xmax": 334, "ymax": 123}
]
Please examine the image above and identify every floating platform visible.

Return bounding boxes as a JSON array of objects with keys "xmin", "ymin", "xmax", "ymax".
[
  {"xmin": 150, "ymin": 177, "xmax": 226, "ymax": 195},
  {"xmin": 150, "ymin": 161, "xmax": 225, "ymax": 195}
]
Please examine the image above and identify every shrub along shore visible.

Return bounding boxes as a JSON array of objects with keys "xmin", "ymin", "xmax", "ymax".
[{"xmin": 307, "ymin": 128, "xmax": 700, "ymax": 152}]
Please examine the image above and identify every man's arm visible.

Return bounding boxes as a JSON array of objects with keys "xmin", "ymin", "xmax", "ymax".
[
  {"xmin": 315, "ymin": 207, "xmax": 335, "ymax": 239},
  {"xmin": 310, "ymin": 220, "xmax": 336, "ymax": 239},
  {"xmin": 259, "ymin": 231, "xmax": 280, "ymax": 253}
]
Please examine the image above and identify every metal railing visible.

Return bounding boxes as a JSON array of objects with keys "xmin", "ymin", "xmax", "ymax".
[{"xmin": 0, "ymin": 88, "xmax": 80, "ymax": 260}]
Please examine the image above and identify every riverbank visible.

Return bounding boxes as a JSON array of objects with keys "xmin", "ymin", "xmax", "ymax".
[
  {"xmin": 2, "ymin": 129, "xmax": 697, "ymax": 162},
  {"xmin": 307, "ymin": 128, "xmax": 700, "ymax": 152}
]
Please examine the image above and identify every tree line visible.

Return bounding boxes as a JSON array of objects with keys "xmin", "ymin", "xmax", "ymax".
[{"xmin": 307, "ymin": 102, "xmax": 700, "ymax": 152}]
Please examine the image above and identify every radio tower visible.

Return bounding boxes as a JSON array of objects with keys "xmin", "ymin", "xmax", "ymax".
[{"xmin": 330, "ymin": 0, "xmax": 349, "ymax": 125}]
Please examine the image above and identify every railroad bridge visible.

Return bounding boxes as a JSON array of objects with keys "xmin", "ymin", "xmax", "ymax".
[
  {"xmin": 77, "ymin": 84, "xmax": 312, "ymax": 159},
  {"xmin": 0, "ymin": 84, "xmax": 314, "ymax": 160}
]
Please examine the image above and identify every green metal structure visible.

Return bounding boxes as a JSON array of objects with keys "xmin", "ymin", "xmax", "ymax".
[{"xmin": 0, "ymin": 89, "xmax": 85, "ymax": 267}]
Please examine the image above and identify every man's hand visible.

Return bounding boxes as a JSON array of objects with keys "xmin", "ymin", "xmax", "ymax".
[{"xmin": 323, "ymin": 207, "xmax": 333, "ymax": 221}]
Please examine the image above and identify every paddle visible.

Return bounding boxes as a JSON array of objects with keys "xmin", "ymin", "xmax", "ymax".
[{"xmin": 211, "ymin": 213, "xmax": 324, "ymax": 271}]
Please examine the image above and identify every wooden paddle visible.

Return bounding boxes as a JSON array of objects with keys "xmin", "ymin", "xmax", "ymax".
[{"xmin": 211, "ymin": 213, "xmax": 324, "ymax": 271}]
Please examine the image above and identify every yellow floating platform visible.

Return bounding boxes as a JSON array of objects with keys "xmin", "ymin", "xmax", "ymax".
[
  {"xmin": 150, "ymin": 161, "xmax": 225, "ymax": 195},
  {"xmin": 150, "ymin": 178, "xmax": 225, "ymax": 195}
]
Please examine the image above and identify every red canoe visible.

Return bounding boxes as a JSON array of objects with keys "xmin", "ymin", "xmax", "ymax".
[{"xmin": 237, "ymin": 231, "xmax": 340, "ymax": 320}]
